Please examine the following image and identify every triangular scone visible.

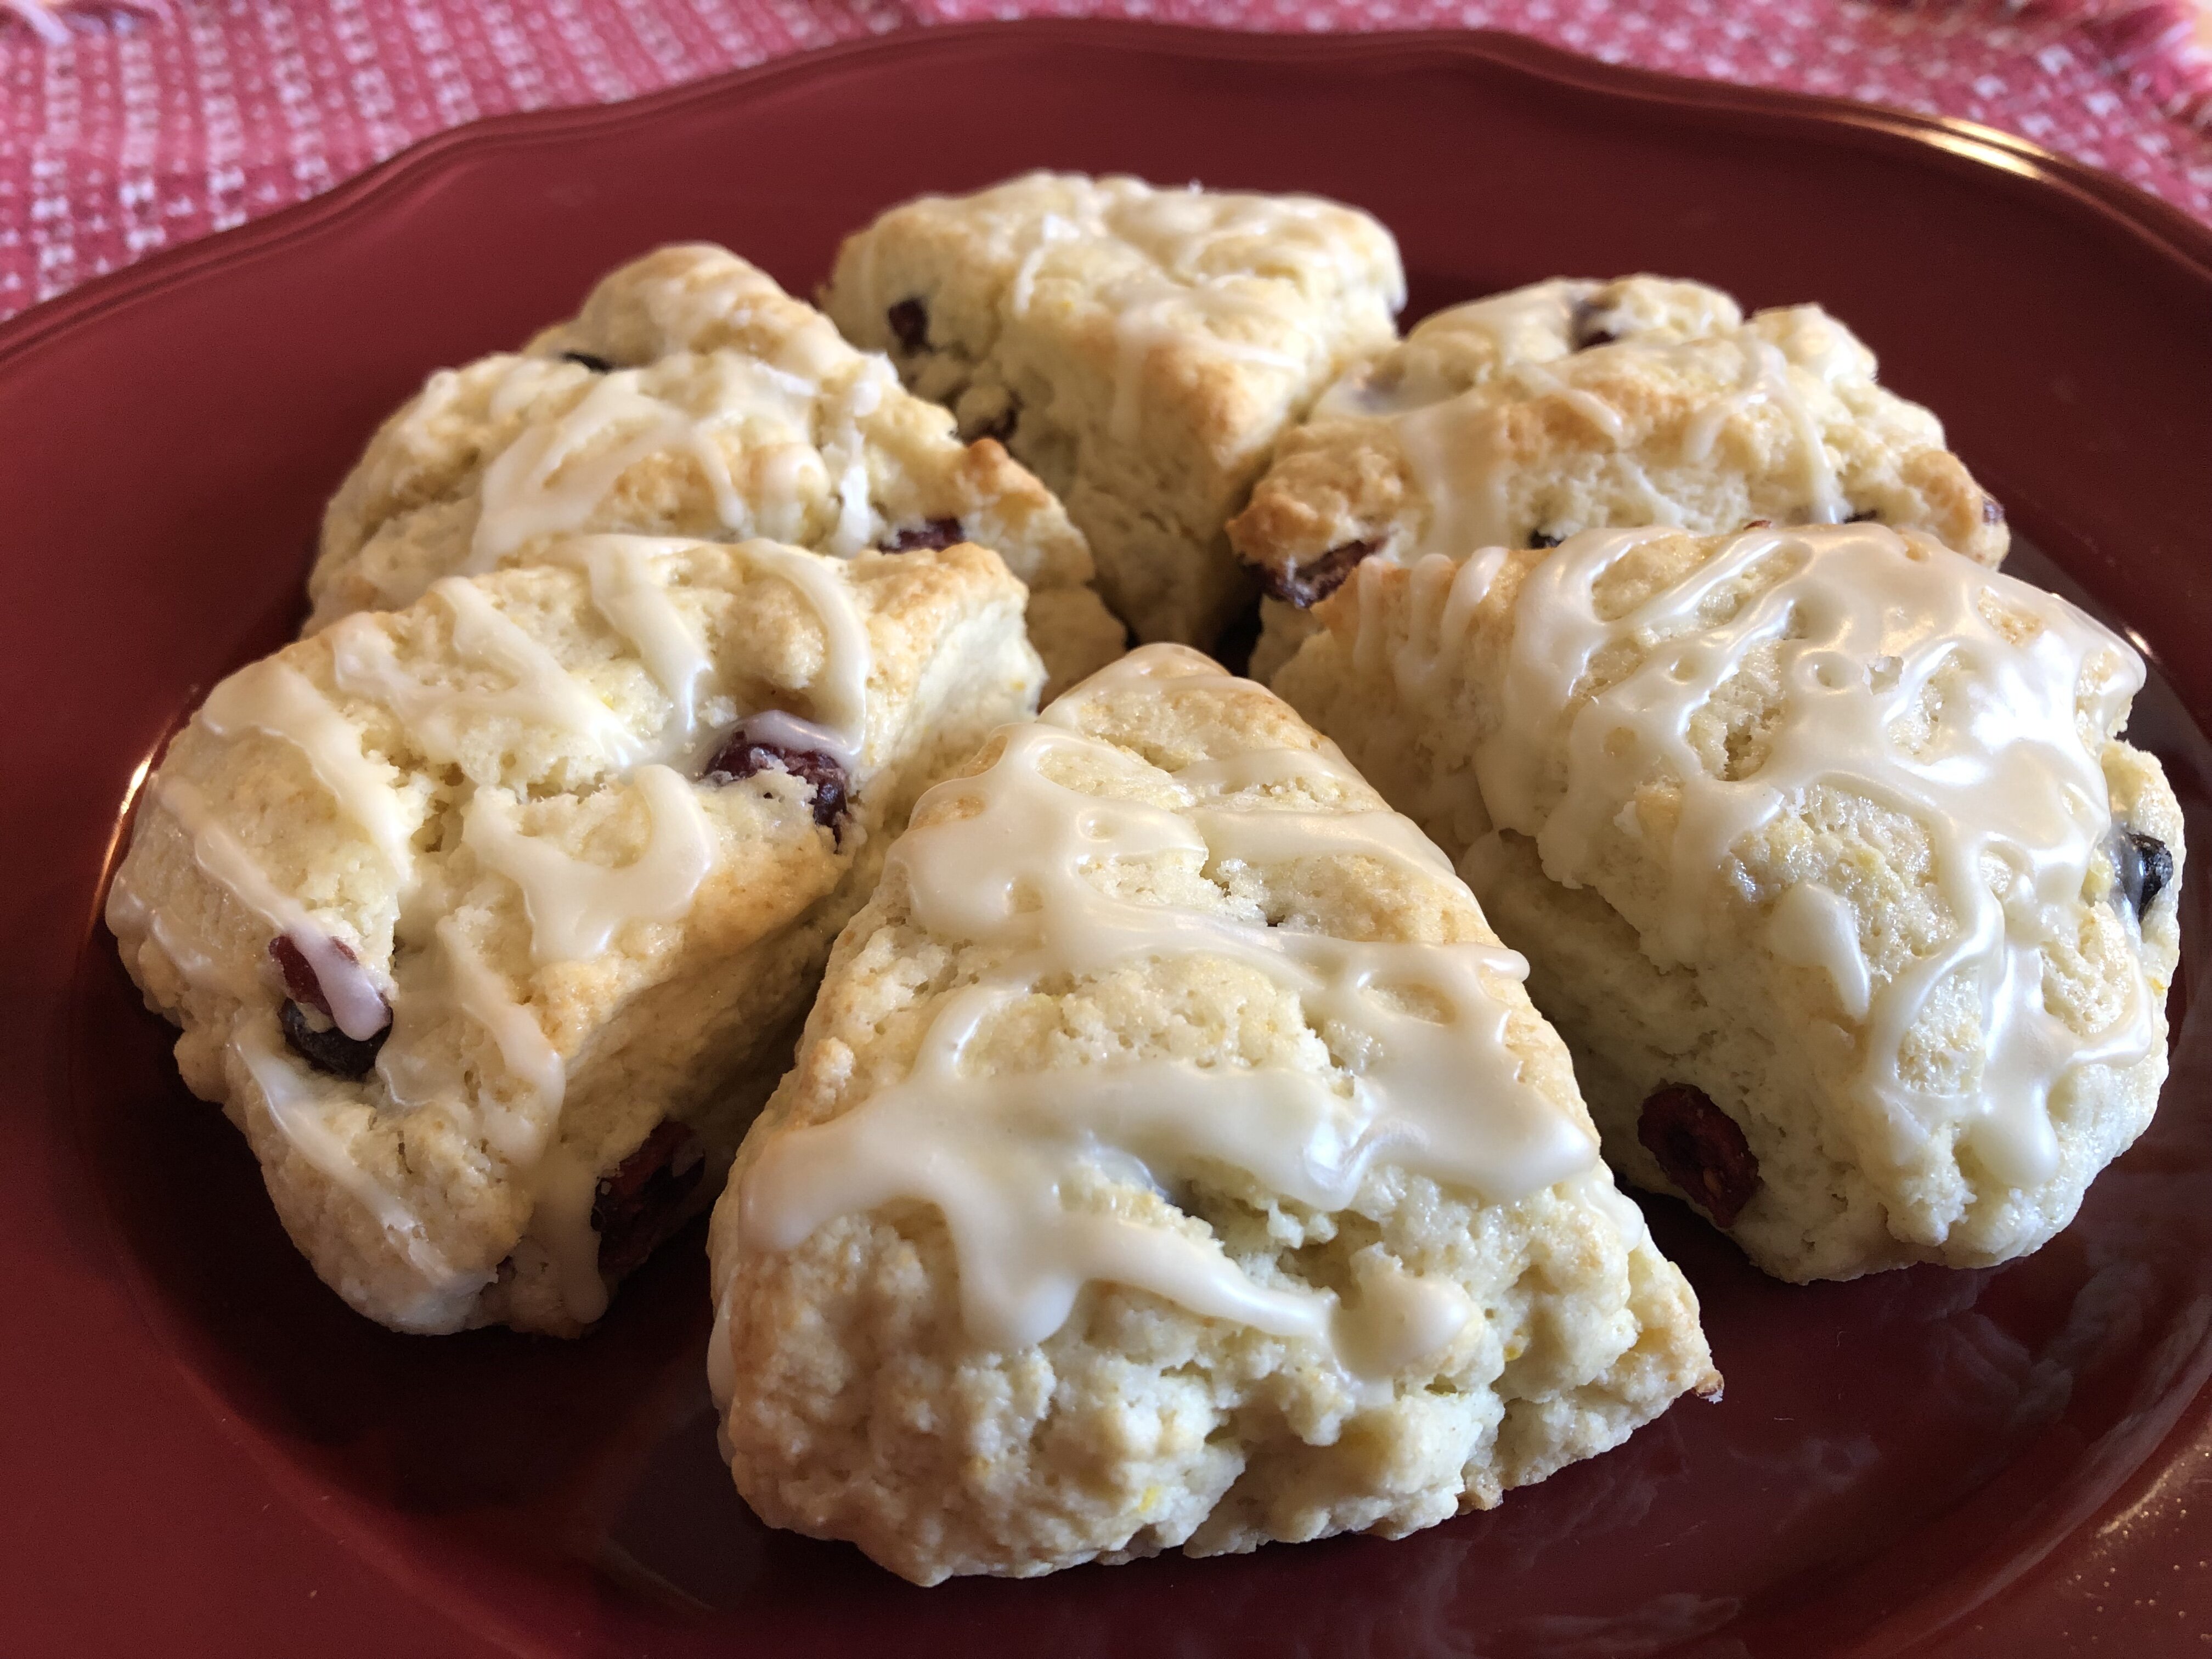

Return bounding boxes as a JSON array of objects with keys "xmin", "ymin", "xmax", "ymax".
[
  {"xmin": 107, "ymin": 534, "xmax": 1041, "ymax": 1334},
  {"xmin": 1272, "ymin": 524, "xmax": 2182, "ymax": 1281},
  {"xmin": 708, "ymin": 645, "xmax": 1718, "ymax": 1585},
  {"xmin": 309, "ymin": 244, "xmax": 1123, "ymax": 695},
  {"xmin": 1230, "ymin": 275, "xmax": 2011, "ymax": 681},
  {"xmin": 821, "ymin": 173, "xmax": 1404, "ymax": 648}
]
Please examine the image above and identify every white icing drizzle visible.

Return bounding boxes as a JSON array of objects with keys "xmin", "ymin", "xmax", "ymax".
[
  {"xmin": 739, "ymin": 649, "xmax": 1594, "ymax": 1372},
  {"xmin": 1352, "ymin": 548, "xmax": 1509, "ymax": 710},
  {"xmin": 151, "ymin": 775, "xmax": 391, "ymax": 1036},
  {"xmin": 470, "ymin": 366, "xmax": 783, "ymax": 568},
  {"xmin": 370, "ymin": 915, "xmax": 601, "ymax": 1324},
  {"xmin": 544, "ymin": 535, "xmax": 718, "ymax": 750},
  {"xmin": 1395, "ymin": 390, "xmax": 1515, "ymax": 561},
  {"xmin": 1679, "ymin": 338, "xmax": 1847, "ymax": 526},
  {"xmin": 126, "ymin": 531, "xmax": 872, "ymax": 1323},
  {"xmin": 1508, "ymin": 360, "xmax": 1627, "ymax": 442},
  {"xmin": 962, "ymin": 177, "xmax": 1392, "ymax": 445},
  {"xmin": 199, "ymin": 659, "xmax": 416, "ymax": 878},
  {"xmin": 817, "ymin": 357, "xmax": 896, "ymax": 558},
  {"xmin": 462, "ymin": 764, "xmax": 715, "ymax": 967},
  {"xmin": 1769, "ymin": 882, "xmax": 1872, "ymax": 1020},
  {"xmin": 523, "ymin": 1139, "xmax": 611, "ymax": 1327},
  {"xmin": 1331, "ymin": 278, "xmax": 1859, "ymax": 561},
  {"xmin": 329, "ymin": 577, "xmax": 645, "ymax": 770},
  {"xmin": 1454, "ymin": 523, "xmax": 2153, "ymax": 1187},
  {"xmin": 372, "ymin": 915, "xmax": 565, "ymax": 1167},
  {"xmin": 737, "ymin": 540, "xmax": 872, "ymax": 763},
  {"xmin": 234, "ymin": 1015, "xmax": 483, "ymax": 1324},
  {"xmin": 105, "ymin": 872, "xmax": 258, "ymax": 1003},
  {"xmin": 1105, "ymin": 280, "xmax": 1308, "ymax": 441}
]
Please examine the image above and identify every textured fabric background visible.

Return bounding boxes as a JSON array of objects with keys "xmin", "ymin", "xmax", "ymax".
[{"xmin": 2, "ymin": 0, "xmax": 2209, "ymax": 321}]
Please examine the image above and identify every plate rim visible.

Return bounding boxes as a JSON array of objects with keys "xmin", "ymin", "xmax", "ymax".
[{"xmin": 2, "ymin": 18, "xmax": 2209, "ymax": 375}]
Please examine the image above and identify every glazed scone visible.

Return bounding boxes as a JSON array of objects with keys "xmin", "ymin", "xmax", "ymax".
[
  {"xmin": 709, "ymin": 645, "xmax": 1719, "ymax": 1584},
  {"xmin": 106, "ymin": 533, "xmax": 1042, "ymax": 1334},
  {"xmin": 1232, "ymin": 276, "xmax": 2010, "ymax": 681},
  {"xmin": 1272, "ymin": 524, "xmax": 2180, "ymax": 1282},
  {"xmin": 312, "ymin": 244, "xmax": 1123, "ymax": 695},
  {"xmin": 821, "ymin": 173, "xmax": 1403, "ymax": 648}
]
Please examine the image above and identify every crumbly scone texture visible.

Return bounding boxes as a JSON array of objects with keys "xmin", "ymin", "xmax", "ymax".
[
  {"xmin": 1272, "ymin": 529, "xmax": 2180, "ymax": 1282},
  {"xmin": 821, "ymin": 172, "xmax": 1404, "ymax": 649},
  {"xmin": 1233, "ymin": 275, "xmax": 2010, "ymax": 684},
  {"xmin": 710, "ymin": 652, "xmax": 1718, "ymax": 1584},
  {"xmin": 311, "ymin": 242, "xmax": 1122, "ymax": 696},
  {"xmin": 108, "ymin": 536, "xmax": 1042, "ymax": 1334}
]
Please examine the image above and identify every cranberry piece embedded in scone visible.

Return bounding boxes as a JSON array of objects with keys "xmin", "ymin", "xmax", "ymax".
[
  {"xmin": 704, "ymin": 727, "xmax": 849, "ymax": 830},
  {"xmin": 269, "ymin": 933, "xmax": 331, "ymax": 1017},
  {"xmin": 1637, "ymin": 1083, "xmax": 1760, "ymax": 1228},
  {"xmin": 2113, "ymin": 828, "xmax": 2174, "ymax": 916},
  {"xmin": 1569, "ymin": 298, "xmax": 1620, "ymax": 351},
  {"xmin": 1529, "ymin": 529, "xmax": 1563, "ymax": 550},
  {"xmin": 879, "ymin": 518, "xmax": 962, "ymax": 553},
  {"xmin": 269, "ymin": 934, "xmax": 392, "ymax": 1079},
  {"xmin": 279, "ymin": 998, "xmax": 390, "ymax": 1081},
  {"xmin": 887, "ymin": 298, "xmax": 928, "ymax": 352},
  {"xmin": 593, "ymin": 1119, "xmax": 707, "ymax": 1281},
  {"xmin": 1259, "ymin": 539, "xmax": 1378, "ymax": 609},
  {"xmin": 561, "ymin": 351, "xmax": 616, "ymax": 373}
]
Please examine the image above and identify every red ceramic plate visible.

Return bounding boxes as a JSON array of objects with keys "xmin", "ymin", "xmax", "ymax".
[{"xmin": 7, "ymin": 21, "xmax": 2212, "ymax": 1657}]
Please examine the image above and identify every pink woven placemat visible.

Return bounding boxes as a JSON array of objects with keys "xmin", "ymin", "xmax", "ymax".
[{"xmin": 2, "ymin": 0, "xmax": 2209, "ymax": 321}]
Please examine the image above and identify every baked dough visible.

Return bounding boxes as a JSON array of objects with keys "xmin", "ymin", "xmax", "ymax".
[
  {"xmin": 1272, "ymin": 523, "xmax": 2179, "ymax": 1280},
  {"xmin": 709, "ymin": 645, "xmax": 1718, "ymax": 1583},
  {"xmin": 312, "ymin": 244, "xmax": 1122, "ymax": 695},
  {"xmin": 823, "ymin": 173, "xmax": 1403, "ymax": 648},
  {"xmin": 1232, "ymin": 275, "xmax": 2008, "ymax": 681},
  {"xmin": 108, "ymin": 534, "xmax": 1040, "ymax": 1333}
]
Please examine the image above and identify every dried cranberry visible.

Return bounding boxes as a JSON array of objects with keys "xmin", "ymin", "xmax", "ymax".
[
  {"xmin": 1637, "ymin": 1083, "xmax": 1760, "ymax": 1228},
  {"xmin": 279, "ymin": 998, "xmax": 389, "ymax": 1081},
  {"xmin": 593, "ymin": 1119, "xmax": 707, "ymax": 1280},
  {"xmin": 561, "ymin": 351, "xmax": 616, "ymax": 373},
  {"xmin": 2113, "ymin": 828, "xmax": 2174, "ymax": 916},
  {"xmin": 879, "ymin": 517, "xmax": 962, "ymax": 552},
  {"xmin": 1258, "ymin": 539, "xmax": 1378, "ymax": 609},
  {"xmin": 1982, "ymin": 495, "xmax": 2006, "ymax": 525},
  {"xmin": 1569, "ymin": 297, "xmax": 1619, "ymax": 351},
  {"xmin": 268, "ymin": 934, "xmax": 330, "ymax": 1017},
  {"xmin": 1528, "ymin": 529, "xmax": 1563, "ymax": 550},
  {"xmin": 887, "ymin": 298, "xmax": 928, "ymax": 352},
  {"xmin": 704, "ymin": 730, "xmax": 849, "ymax": 830}
]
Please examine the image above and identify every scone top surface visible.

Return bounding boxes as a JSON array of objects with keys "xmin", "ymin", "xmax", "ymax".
[
  {"xmin": 1231, "ymin": 274, "xmax": 2010, "ymax": 620},
  {"xmin": 712, "ymin": 644, "xmax": 1718, "ymax": 1584},
  {"xmin": 106, "ymin": 533, "xmax": 1042, "ymax": 1335},
  {"xmin": 1274, "ymin": 522, "xmax": 2180, "ymax": 1279},
  {"xmin": 823, "ymin": 173, "xmax": 1406, "ymax": 646},
  {"xmin": 312, "ymin": 243, "xmax": 1121, "ymax": 693}
]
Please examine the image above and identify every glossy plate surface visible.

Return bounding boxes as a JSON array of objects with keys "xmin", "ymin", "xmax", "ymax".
[{"xmin": 5, "ymin": 21, "xmax": 2212, "ymax": 1657}]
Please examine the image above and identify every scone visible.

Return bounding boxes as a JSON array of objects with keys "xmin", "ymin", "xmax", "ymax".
[
  {"xmin": 311, "ymin": 243, "xmax": 1124, "ymax": 695},
  {"xmin": 106, "ymin": 533, "xmax": 1042, "ymax": 1334},
  {"xmin": 709, "ymin": 644, "xmax": 1719, "ymax": 1584},
  {"xmin": 1231, "ymin": 275, "xmax": 2011, "ymax": 681},
  {"xmin": 821, "ymin": 173, "xmax": 1403, "ymax": 648},
  {"xmin": 1272, "ymin": 523, "xmax": 2181, "ymax": 1282}
]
